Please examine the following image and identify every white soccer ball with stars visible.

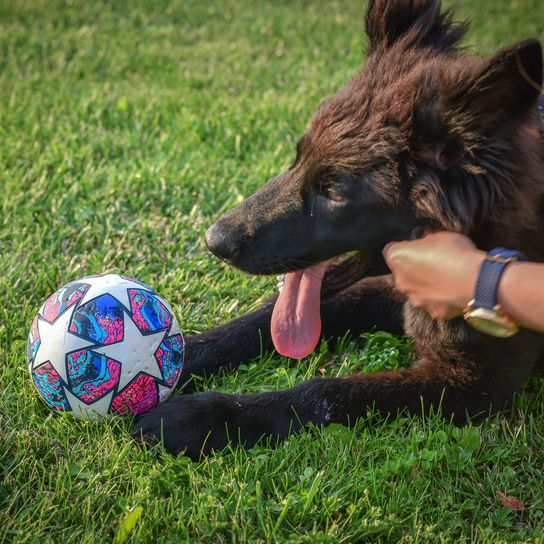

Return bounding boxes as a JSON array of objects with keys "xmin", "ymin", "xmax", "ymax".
[{"xmin": 26, "ymin": 274, "xmax": 185, "ymax": 419}]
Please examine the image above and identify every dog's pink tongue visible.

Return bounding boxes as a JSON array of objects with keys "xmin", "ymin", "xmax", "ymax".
[{"xmin": 271, "ymin": 261, "xmax": 330, "ymax": 359}]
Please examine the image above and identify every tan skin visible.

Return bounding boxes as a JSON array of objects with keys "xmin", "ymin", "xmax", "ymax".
[{"xmin": 383, "ymin": 231, "xmax": 544, "ymax": 333}]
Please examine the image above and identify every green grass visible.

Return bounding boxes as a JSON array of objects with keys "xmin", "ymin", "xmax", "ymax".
[{"xmin": 1, "ymin": 0, "xmax": 544, "ymax": 541}]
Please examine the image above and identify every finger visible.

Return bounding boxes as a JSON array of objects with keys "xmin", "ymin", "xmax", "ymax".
[{"xmin": 382, "ymin": 241, "xmax": 401, "ymax": 260}]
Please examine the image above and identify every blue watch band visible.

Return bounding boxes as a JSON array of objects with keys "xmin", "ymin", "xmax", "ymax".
[{"xmin": 473, "ymin": 248, "xmax": 526, "ymax": 310}]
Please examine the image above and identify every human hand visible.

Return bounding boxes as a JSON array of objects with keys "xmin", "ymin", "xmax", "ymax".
[{"xmin": 383, "ymin": 232, "xmax": 485, "ymax": 320}]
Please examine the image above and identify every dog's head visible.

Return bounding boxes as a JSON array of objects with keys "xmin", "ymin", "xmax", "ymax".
[{"xmin": 205, "ymin": 0, "xmax": 543, "ymax": 358}]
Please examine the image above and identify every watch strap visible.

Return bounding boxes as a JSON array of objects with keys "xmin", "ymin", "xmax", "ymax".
[{"xmin": 473, "ymin": 248, "xmax": 526, "ymax": 310}]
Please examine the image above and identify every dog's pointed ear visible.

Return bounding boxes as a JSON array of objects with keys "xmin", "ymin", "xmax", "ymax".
[
  {"xmin": 462, "ymin": 39, "xmax": 542, "ymax": 118},
  {"xmin": 365, "ymin": 0, "xmax": 468, "ymax": 53}
]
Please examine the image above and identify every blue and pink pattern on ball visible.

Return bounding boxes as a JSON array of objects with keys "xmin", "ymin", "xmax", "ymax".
[
  {"xmin": 32, "ymin": 362, "xmax": 70, "ymax": 411},
  {"xmin": 70, "ymin": 294, "xmax": 124, "ymax": 344},
  {"xmin": 111, "ymin": 374, "xmax": 159, "ymax": 415},
  {"xmin": 27, "ymin": 315, "xmax": 41, "ymax": 365},
  {"xmin": 42, "ymin": 282, "xmax": 90, "ymax": 323},
  {"xmin": 129, "ymin": 289, "xmax": 172, "ymax": 333},
  {"xmin": 67, "ymin": 350, "xmax": 121, "ymax": 403},
  {"xmin": 29, "ymin": 273, "xmax": 185, "ymax": 418},
  {"xmin": 155, "ymin": 334, "xmax": 184, "ymax": 387}
]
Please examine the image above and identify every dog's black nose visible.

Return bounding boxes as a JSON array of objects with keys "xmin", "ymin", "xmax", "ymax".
[{"xmin": 205, "ymin": 222, "xmax": 240, "ymax": 260}]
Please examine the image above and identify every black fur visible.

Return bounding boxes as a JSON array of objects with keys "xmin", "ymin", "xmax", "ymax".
[{"xmin": 133, "ymin": 1, "xmax": 544, "ymax": 459}]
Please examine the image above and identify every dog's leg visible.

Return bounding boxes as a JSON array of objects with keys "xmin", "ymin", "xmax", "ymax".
[
  {"xmin": 178, "ymin": 275, "xmax": 403, "ymax": 389},
  {"xmin": 133, "ymin": 339, "xmax": 536, "ymax": 458},
  {"xmin": 321, "ymin": 274, "xmax": 405, "ymax": 340},
  {"xmin": 178, "ymin": 299, "xmax": 276, "ymax": 390}
]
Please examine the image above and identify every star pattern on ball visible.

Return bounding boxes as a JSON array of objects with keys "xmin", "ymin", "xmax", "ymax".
[
  {"xmin": 157, "ymin": 294, "xmax": 182, "ymax": 336},
  {"xmin": 78, "ymin": 274, "xmax": 145, "ymax": 311},
  {"xmin": 168, "ymin": 319, "xmax": 182, "ymax": 337},
  {"xmin": 28, "ymin": 273, "xmax": 184, "ymax": 418},
  {"xmin": 33, "ymin": 305, "xmax": 94, "ymax": 383},
  {"xmin": 64, "ymin": 388, "xmax": 115, "ymax": 419},
  {"xmin": 92, "ymin": 311, "xmax": 166, "ymax": 390}
]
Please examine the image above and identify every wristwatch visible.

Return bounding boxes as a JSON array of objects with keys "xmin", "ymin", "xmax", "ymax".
[{"xmin": 463, "ymin": 247, "xmax": 526, "ymax": 338}]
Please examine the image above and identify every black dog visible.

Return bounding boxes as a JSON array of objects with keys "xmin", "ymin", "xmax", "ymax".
[{"xmin": 134, "ymin": 0, "xmax": 544, "ymax": 459}]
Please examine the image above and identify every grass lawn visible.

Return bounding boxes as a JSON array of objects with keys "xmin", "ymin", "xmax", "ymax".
[{"xmin": 1, "ymin": 0, "xmax": 544, "ymax": 541}]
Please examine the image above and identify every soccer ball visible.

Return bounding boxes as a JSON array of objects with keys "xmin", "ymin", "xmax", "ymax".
[{"xmin": 26, "ymin": 274, "xmax": 185, "ymax": 419}]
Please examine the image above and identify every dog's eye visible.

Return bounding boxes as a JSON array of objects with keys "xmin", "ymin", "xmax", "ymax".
[
  {"xmin": 319, "ymin": 179, "xmax": 347, "ymax": 203},
  {"xmin": 325, "ymin": 188, "xmax": 347, "ymax": 202}
]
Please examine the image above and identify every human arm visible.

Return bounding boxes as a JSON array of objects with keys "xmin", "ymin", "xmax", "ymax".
[{"xmin": 383, "ymin": 231, "xmax": 544, "ymax": 334}]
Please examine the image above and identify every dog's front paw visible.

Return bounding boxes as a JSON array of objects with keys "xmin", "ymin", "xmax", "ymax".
[{"xmin": 132, "ymin": 392, "xmax": 242, "ymax": 459}]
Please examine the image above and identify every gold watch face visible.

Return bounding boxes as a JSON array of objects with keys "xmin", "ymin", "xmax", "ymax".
[{"xmin": 464, "ymin": 307, "xmax": 519, "ymax": 338}]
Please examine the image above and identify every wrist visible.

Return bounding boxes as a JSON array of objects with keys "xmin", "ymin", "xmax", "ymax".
[
  {"xmin": 496, "ymin": 261, "xmax": 523, "ymax": 322},
  {"xmin": 463, "ymin": 247, "xmax": 527, "ymax": 337}
]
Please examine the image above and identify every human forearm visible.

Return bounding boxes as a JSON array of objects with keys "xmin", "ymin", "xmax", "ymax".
[
  {"xmin": 383, "ymin": 232, "xmax": 544, "ymax": 334},
  {"xmin": 498, "ymin": 262, "xmax": 544, "ymax": 333}
]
